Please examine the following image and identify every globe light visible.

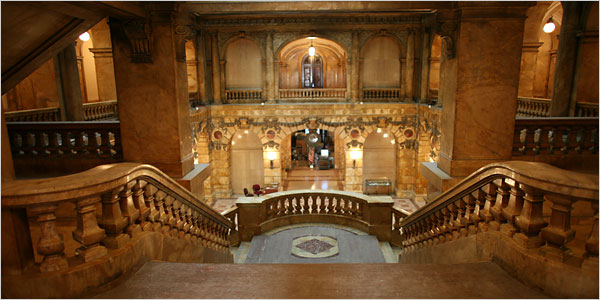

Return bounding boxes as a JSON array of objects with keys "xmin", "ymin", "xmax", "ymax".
[
  {"xmin": 79, "ymin": 32, "xmax": 90, "ymax": 41},
  {"xmin": 308, "ymin": 45, "xmax": 316, "ymax": 56},
  {"xmin": 543, "ymin": 19, "xmax": 555, "ymax": 33}
]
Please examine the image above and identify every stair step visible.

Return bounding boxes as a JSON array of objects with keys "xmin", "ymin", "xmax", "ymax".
[{"xmin": 95, "ymin": 261, "xmax": 548, "ymax": 298}]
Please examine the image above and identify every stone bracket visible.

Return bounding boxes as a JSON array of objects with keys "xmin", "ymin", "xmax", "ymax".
[{"xmin": 122, "ymin": 18, "xmax": 153, "ymax": 63}]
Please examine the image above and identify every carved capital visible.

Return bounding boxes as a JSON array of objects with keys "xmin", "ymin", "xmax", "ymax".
[
  {"xmin": 122, "ymin": 19, "xmax": 153, "ymax": 63},
  {"xmin": 437, "ymin": 21, "xmax": 458, "ymax": 59}
]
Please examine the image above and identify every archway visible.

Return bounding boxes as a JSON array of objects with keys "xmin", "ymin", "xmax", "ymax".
[
  {"xmin": 290, "ymin": 128, "xmax": 334, "ymax": 169},
  {"xmin": 278, "ymin": 37, "xmax": 347, "ymax": 89},
  {"xmin": 363, "ymin": 129, "xmax": 397, "ymax": 193},
  {"xmin": 230, "ymin": 130, "xmax": 264, "ymax": 195}
]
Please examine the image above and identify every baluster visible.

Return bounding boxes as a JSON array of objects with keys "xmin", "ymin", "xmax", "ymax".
[
  {"xmin": 356, "ymin": 202, "xmax": 363, "ymax": 219},
  {"xmin": 171, "ymin": 201, "xmax": 183, "ymax": 238},
  {"xmin": 99, "ymin": 189, "xmax": 130, "ymax": 248},
  {"xmin": 466, "ymin": 191, "xmax": 481, "ymax": 235},
  {"xmin": 552, "ymin": 125, "xmax": 568, "ymax": 154},
  {"xmin": 199, "ymin": 216, "xmax": 209, "ymax": 247},
  {"xmin": 523, "ymin": 127, "xmax": 537, "ymax": 155},
  {"xmin": 132, "ymin": 180, "xmax": 151, "ymax": 231},
  {"xmin": 582, "ymin": 201, "xmax": 599, "ymax": 272},
  {"xmin": 435, "ymin": 210, "xmax": 446, "ymax": 243},
  {"xmin": 277, "ymin": 199, "xmax": 285, "ymax": 216},
  {"xmin": 266, "ymin": 201, "xmax": 275, "ymax": 219},
  {"xmin": 182, "ymin": 207, "xmax": 192, "ymax": 240},
  {"xmin": 500, "ymin": 180, "xmax": 524, "ymax": 237},
  {"xmin": 539, "ymin": 195, "xmax": 576, "ymax": 262},
  {"xmin": 47, "ymin": 132, "xmax": 60, "ymax": 158},
  {"xmin": 490, "ymin": 178, "xmax": 511, "ymax": 231},
  {"xmin": 162, "ymin": 196, "xmax": 175, "ymax": 235},
  {"xmin": 513, "ymin": 185, "xmax": 547, "ymax": 248},
  {"xmin": 73, "ymin": 131, "xmax": 86, "ymax": 157},
  {"xmin": 478, "ymin": 182, "xmax": 497, "ymax": 231},
  {"xmin": 448, "ymin": 202, "xmax": 462, "ymax": 240},
  {"xmin": 143, "ymin": 184, "xmax": 160, "ymax": 227},
  {"xmin": 153, "ymin": 192, "xmax": 168, "ymax": 231},
  {"xmin": 441, "ymin": 207, "xmax": 453, "ymax": 242},
  {"xmin": 285, "ymin": 198, "xmax": 294, "ymax": 215},
  {"xmin": 36, "ymin": 131, "xmax": 47, "ymax": 157},
  {"xmin": 317, "ymin": 196, "xmax": 325, "ymax": 213},
  {"xmin": 564, "ymin": 127, "xmax": 579, "ymax": 154},
  {"xmin": 310, "ymin": 196, "xmax": 318, "ymax": 214},
  {"xmin": 513, "ymin": 126, "xmax": 526, "ymax": 155},
  {"xmin": 119, "ymin": 182, "xmax": 141, "ymax": 237},
  {"xmin": 325, "ymin": 196, "xmax": 333, "ymax": 214},
  {"xmin": 579, "ymin": 126, "xmax": 595, "ymax": 154},
  {"xmin": 30, "ymin": 204, "xmax": 69, "ymax": 272},
  {"xmin": 72, "ymin": 196, "xmax": 108, "ymax": 262},
  {"xmin": 350, "ymin": 200, "xmax": 358, "ymax": 216}
]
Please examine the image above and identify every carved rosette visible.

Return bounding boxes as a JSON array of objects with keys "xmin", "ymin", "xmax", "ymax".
[{"xmin": 122, "ymin": 19, "xmax": 153, "ymax": 63}]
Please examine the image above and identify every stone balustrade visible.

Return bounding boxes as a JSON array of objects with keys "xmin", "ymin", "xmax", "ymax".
[
  {"xmin": 278, "ymin": 88, "xmax": 347, "ymax": 100},
  {"xmin": 234, "ymin": 190, "xmax": 395, "ymax": 242},
  {"xmin": 223, "ymin": 206, "xmax": 240, "ymax": 246},
  {"xmin": 2, "ymin": 163, "xmax": 232, "ymax": 273},
  {"xmin": 225, "ymin": 89, "xmax": 263, "ymax": 103},
  {"xmin": 7, "ymin": 121, "xmax": 122, "ymax": 160},
  {"xmin": 83, "ymin": 100, "xmax": 118, "ymax": 121},
  {"xmin": 516, "ymin": 97, "xmax": 551, "ymax": 117},
  {"xmin": 512, "ymin": 117, "xmax": 598, "ymax": 165},
  {"xmin": 400, "ymin": 161, "xmax": 598, "ymax": 270},
  {"xmin": 362, "ymin": 88, "xmax": 403, "ymax": 102},
  {"xmin": 575, "ymin": 102, "xmax": 599, "ymax": 117},
  {"xmin": 4, "ymin": 107, "xmax": 60, "ymax": 122}
]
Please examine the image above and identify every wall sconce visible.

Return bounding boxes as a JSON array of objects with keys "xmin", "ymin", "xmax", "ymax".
[
  {"xmin": 349, "ymin": 149, "xmax": 362, "ymax": 169},
  {"xmin": 266, "ymin": 151, "xmax": 277, "ymax": 169},
  {"xmin": 543, "ymin": 18, "xmax": 555, "ymax": 33}
]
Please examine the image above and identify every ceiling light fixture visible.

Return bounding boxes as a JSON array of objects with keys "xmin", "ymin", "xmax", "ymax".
[
  {"xmin": 79, "ymin": 32, "xmax": 90, "ymax": 42},
  {"xmin": 308, "ymin": 39, "xmax": 316, "ymax": 56}
]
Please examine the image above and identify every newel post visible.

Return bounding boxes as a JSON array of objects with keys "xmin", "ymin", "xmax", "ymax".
[
  {"xmin": 30, "ymin": 204, "xmax": 69, "ymax": 272},
  {"xmin": 366, "ymin": 196, "xmax": 394, "ymax": 242},
  {"xmin": 72, "ymin": 195, "xmax": 108, "ymax": 262},
  {"xmin": 237, "ymin": 197, "xmax": 263, "ymax": 241}
]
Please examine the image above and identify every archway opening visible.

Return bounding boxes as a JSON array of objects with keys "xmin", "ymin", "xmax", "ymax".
[
  {"xmin": 291, "ymin": 128, "xmax": 334, "ymax": 169},
  {"xmin": 230, "ymin": 130, "xmax": 264, "ymax": 196},
  {"xmin": 363, "ymin": 129, "xmax": 396, "ymax": 193}
]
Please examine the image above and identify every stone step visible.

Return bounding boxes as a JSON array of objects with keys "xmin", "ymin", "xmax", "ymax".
[{"xmin": 95, "ymin": 261, "xmax": 548, "ymax": 298}]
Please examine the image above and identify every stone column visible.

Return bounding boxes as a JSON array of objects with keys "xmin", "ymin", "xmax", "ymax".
[
  {"xmin": 55, "ymin": 43, "xmax": 84, "ymax": 121},
  {"xmin": 518, "ymin": 42, "xmax": 543, "ymax": 97},
  {"xmin": 211, "ymin": 31, "xmax": 222, "ymax": 104},
  {"xmin": 405, "ymin": 30, "xmax": 415, "ymax": 101},
  {"xmin": 195, "ymin": 32, "xmax": 208, "ymax": 105},
  {"xmin": 89, "ymin": 19, "xmax": 117, "ymax": 101},
  {"xmin": 109, "ymin": 7, "xmax": 194, "ymax": 180},
  {"xmin": 550, "ymin": 2, "xmax": 584, "ymax": 117},
  {"xmin": 351, "ymin": 31, "xmax": 360, "ymax": 102},
  {"xmin": 437, "ymin": 3, "xmax": 531, "ymax": 178},
  {"xmin": 274, "ymin": 60, "xmax": 281, "ymax": 101},
  {"xmin": 346, "ymin": 58, "xmax": 352, "ymax": 101},
  {"xmin": 265, "ymin": 32, "xmax": 275, "ymax": 103},
  {"xmin": 420, "ymin": 30, "xmax": 432, "ymax": 102}
]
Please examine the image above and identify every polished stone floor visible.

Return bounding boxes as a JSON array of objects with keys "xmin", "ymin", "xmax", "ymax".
[{"xmin": 244, "ymin": 225, "xmax": 386, "ymax": 264}]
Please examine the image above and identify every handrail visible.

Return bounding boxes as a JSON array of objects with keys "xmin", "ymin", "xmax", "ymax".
[
  {"xmin": 398, "ymin": 161, "xmax": 598, "ymax": 269},
  {"xmin": 2, "ymin": 162, "xmax": 232, "ymax": 273},
  {"xmin": 279, "ymin": 88, "xmax": 346, "ymax": 99},
  {"xmin": 516, "ymin": 97, "xmax": 551, "ymax": 117}
]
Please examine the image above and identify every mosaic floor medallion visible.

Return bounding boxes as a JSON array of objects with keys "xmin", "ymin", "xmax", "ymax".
[{"xmin": 291, "ymin": 235, "xmax": 339, "ymax": 258}]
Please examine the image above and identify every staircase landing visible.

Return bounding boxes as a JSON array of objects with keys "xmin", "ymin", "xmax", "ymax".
[{"xmin": 95, "ymin": 261, "xmax": 548, "ymax": 298}]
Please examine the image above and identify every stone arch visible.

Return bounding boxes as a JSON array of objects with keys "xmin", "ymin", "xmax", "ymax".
[
  {"xmin": 359, "ymin": 33, "xmax": 404, "ymax": 89},
  {"xmin": 222, "ymin": 35, "xmax": 264, "ymax": 89}
]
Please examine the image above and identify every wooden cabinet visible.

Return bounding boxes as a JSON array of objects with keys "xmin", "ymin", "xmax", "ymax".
[{"xmin": 363, "ymin": 178, "xmax": 393, "ymax": 195}]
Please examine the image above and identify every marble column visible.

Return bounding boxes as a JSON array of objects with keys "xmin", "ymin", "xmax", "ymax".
[
  {"xmin": 419, "ymin": 29, "xmax": 431, "ymax": 102},
  {"xmin": 89, "ymin": 19, "xmax": 117, "ymax": 101},
  {"xmin": 211, "ymin": 31, "xmax": 222, "ymax": 104},
  {"xmin": 437, "ymin": 3, "xmax": 531, "ymax": 178},
  {"xmin": 274, "ymin": 60, "xmax": 281, "ymax": 101},
  {"xmin": 550, "ymin": 2, "xmax": 584, "ymax": 117},
  {"xmin": 266, "ymin": 32, "xmax": 275, "ymax": 103},
  {"xmin": 351, "ymin": 31, "xmax": 360, "ymax": 102},
  {"xmin": 405, "ymin": 30, "xmax": 415, "ymax": 101},
  {"xmin": 518, "ymin": 42, "xmax": 543, "ymax": 97},
  {"xmin": 109, "ymin": 10, "xmax": 194, "ymax": 179},
  {"xmin": 346, "ymin": 58, "xmax": 352, "ymax": 101},
  {"xmin": 55, "ymin": 43, "xmax": 84, "ymax": 121}
]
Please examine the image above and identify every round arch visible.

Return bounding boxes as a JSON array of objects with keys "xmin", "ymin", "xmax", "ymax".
[{"xmin": 230, "ymin": 129, "xmax": 265, "ymax": 195}]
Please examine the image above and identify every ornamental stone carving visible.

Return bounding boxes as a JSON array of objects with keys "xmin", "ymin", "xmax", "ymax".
[{"xmin": 122, "ymin": 19, "xmax": 153, "ymax": 63}]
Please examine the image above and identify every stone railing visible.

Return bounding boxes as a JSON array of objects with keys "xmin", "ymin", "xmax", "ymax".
[
  {"xmin": 278, "ymin": 88, "xmax": 346, "ymax": 101},
  {"xmin": 83, "ymin": 100, "xmax": 118, "ymax": 121},
  {"xmin": 225, "ymin": 89, "xmax": 263, "ymax": 103},
  {"xmin": 575, "ymin": 102, "xmax": 599, "ymax": 117},
  {"xmin": 4, "ymin": 107, "xmax": 60, "ymax": 122},
  {"xmin": 1, "ymin": 163, "xmax": 233, "ymax": 298},
  {"xmin": 362, "ymin": 88, "xmax": 402, "ymax": 102},
  {"xmin": 234, "ymin": 190, "xmax": 396, "ymax": 242},
  {"xmin": 6, "ymin": 121, "xmax": 123, "ymax": 176},
  {"xmin": 516, "ymin": 97, "xmax": 551, "ymax": 117},
  {"xmin": 512, "ymin": 117, "xmax": 598, "ymax": 170},
  {"xmin": 398, "ymin": 161, "xmax": 598, "ymax": 298},
  {"xmin": 223, "ymin": 206, "xmax": 240, "ymax": 246}
]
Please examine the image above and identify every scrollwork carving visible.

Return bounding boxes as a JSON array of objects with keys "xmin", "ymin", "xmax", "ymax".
[{"xmin": 122, "ymin": 19, "xmax": 153, "ymax": 63}]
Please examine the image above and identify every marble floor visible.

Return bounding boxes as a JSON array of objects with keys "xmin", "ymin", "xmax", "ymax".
[{"xmin": 210, "ymin": 166, "xmax": 423, "ymax": 214}]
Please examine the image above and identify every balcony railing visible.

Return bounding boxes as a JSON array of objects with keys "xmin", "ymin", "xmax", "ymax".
[
  {"xmin": 516, "ymin": 97, "xmax": 551, "ymax": 117},
  {"xmin": 278, "ymin": 88, "xmax": 346, "ymax": 101},
  {"xmin": 230, "ymin": 189, "xmax": 407, "ymax": 246},
  {"xmin": 225, "ymin": 89, "xmax": 263, "ymax": 103},
  {"xmin": 517, "ymin": 97, "xmax": 599, "ymax": 118},
  {"xmin": 6, "ymin": 121, "xmax": 123, "ymax": 175},
  {"xmin": 4, "ymin": 107, "xmax": 60, "ymax": 122},
  {"xmin": 512, "ymin": 117, "xmax": 598, "ymax": 155},
  {"xmin": 398, "ymin": 161, "xmax": 598, "ymax": 298},
  {"xmin": 83, "ymin": 100, "xmax": 118, "ymax": 121},
  {"xmin": 362, "ymin": 88, "xmax": 402, "ymax": 102},
  {"xmin": 1, "ymin": 163, "xmax": 233, "ymax": 298}
]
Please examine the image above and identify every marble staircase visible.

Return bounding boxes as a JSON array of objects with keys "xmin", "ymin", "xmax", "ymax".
[{"xmin": 95, "ymin": 261, "xmax": 548, "ymax": 298}]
